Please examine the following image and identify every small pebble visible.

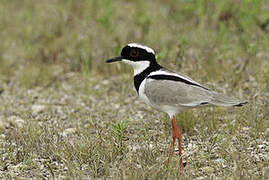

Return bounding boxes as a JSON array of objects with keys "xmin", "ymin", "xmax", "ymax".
[{"xmin": 32, "ymin": 105, "xmax": 46, "ymax": 115}]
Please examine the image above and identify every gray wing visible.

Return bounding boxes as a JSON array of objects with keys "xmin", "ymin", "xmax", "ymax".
[{"xmin": 144, "ymin": 76, "xmax": 245, "ymax": 107}]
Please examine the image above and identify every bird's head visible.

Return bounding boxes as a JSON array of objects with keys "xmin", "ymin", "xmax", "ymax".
[{"xmin": 106, "ymin": 43, "xmax": 158, "ymax": 75}]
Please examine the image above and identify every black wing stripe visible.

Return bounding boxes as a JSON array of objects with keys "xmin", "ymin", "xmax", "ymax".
[{"xmin": 148, "ymin": 74, "xmax": 209, "ymax": 90}]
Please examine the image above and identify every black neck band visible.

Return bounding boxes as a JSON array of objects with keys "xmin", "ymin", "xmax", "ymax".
[{"xmin": 133, "ymin": 63, "xmax": 162, "ymax": 92}]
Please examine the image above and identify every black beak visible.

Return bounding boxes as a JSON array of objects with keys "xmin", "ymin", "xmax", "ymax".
[{"xmin": 106, "ymin": 56, "xmax": 123, "ymax": 63}]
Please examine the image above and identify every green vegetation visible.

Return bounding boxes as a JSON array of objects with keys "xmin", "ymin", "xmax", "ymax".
[{"xmin": 0, "ymin": 0, "xmax": 268, "ymax": 179}]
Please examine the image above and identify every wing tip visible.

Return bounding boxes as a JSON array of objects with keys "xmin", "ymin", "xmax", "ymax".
[{"xmin": 234, "ymin": 101, "xmax": 248, "ymax": 107}]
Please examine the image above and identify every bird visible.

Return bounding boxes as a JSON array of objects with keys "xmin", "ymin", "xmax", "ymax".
[{"xmin": 106, "ymin": 43, "xmax": 247, "ymax": 172}]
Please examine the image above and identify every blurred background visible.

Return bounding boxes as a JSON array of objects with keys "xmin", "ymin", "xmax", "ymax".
[
  {"xmin": 0, "ymin": 0, "xmax": 269, "ymax": 179},
  {"xmin": 0, "ymin": 0, "xmax": 268, "ymax": 89}
]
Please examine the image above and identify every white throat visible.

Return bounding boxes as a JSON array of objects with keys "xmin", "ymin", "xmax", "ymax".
[{"xmin": 122, "ymin": 59, "xmax": 150, "ymax": 76}]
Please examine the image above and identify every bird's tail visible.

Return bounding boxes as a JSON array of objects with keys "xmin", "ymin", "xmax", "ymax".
[{"xmin": 210, "ymin": 92, "xmax": 247, "ymax": 107}]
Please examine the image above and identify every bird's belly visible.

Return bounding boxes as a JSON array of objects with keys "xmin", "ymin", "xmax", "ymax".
[{"xmin": 156, "ymin": 104, "xmax": 188, "ymax": 118}]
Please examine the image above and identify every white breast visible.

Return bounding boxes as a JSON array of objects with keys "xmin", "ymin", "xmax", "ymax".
[{"xmin": 138, "ymin": 78, "xmax": 152, "ymax": 106}]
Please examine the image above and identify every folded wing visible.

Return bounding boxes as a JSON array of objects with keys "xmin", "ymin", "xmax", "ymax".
[{"xmin": 145, "ymin": 71, "xmax": 246, "ymax": 108}]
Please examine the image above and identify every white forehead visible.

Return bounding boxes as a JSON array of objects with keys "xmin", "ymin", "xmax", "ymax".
[{"xmin": 128, "ymin": 43, "xmax": 155, "ymax": 54}]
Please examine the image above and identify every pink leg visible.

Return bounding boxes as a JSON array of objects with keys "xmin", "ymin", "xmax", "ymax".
[{"xmin": 166, "ymin": 117, "xmax": 183, "ymax": 173}]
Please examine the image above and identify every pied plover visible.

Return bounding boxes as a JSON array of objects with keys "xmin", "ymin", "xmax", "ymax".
[{"xmin": 106, "ymin": 43, "xmax": 247, "ymax": 172}]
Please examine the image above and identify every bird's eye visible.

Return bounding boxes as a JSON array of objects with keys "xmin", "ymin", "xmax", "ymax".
[{"xmin": 130, "ymin": 49, "xmax": 139, "ymax": 57}]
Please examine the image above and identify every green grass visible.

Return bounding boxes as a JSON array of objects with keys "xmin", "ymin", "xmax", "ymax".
[{"xmin": 0, "ymin": 0, "xmax": 269, "ymax": 179}]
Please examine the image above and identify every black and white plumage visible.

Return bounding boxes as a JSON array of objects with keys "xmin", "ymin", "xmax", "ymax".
[
  {"xmin": 107, "ymin": 43, "xmax": 246, "ymax": 118},
  {"xmin": 106, "ymin": 43, "xmax": 247, "ymax": 172}
]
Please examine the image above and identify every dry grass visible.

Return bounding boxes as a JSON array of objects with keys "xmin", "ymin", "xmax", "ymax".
[{"xmin": 0, "ymin": 0, "xmax": 269, "ymax": 179}]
